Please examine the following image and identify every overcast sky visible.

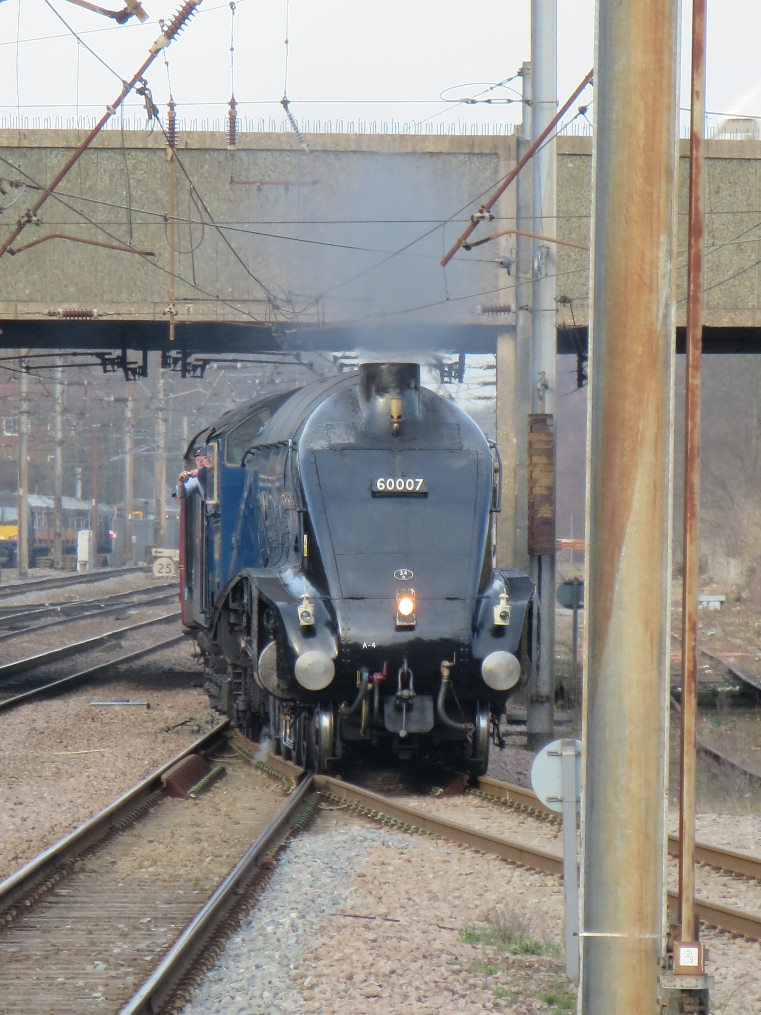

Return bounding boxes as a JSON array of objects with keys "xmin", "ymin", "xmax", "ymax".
[{"xmin": 1, "ymin": 1, "xmax": 760, "ymax": 134}]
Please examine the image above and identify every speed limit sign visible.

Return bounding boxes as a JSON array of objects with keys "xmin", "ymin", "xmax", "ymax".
[
  {"xmin": 151, "ymin": 548, "xmax": 179, "ymax": 578},
  {"xmin": 152, "ymin": 556, "xmax": 177, "ymax": 578}
]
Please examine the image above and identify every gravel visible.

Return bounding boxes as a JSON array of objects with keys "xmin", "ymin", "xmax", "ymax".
[
  {"xmin": 1, "ymin": 571, "xmax": 760, "ymax": 1014},
  {"xmin": 177, "ymin": 825, "xmax": 414, "ymax": 1015},
  {"xmin": 177, "ymin": 816, "xmax": 568, "ymax": 1015}
]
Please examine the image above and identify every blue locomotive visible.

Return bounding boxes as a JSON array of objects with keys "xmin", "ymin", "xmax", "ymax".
[{"xmin": 179, "ymin": 362, "xmax": 533, "ymax": 774}]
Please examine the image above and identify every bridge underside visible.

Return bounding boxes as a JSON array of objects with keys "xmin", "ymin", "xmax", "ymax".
[{"xmin": 1, "ymin": 321, "xmax": 758, "ymax": 377}]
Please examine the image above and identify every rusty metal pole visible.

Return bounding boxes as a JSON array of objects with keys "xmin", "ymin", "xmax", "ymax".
[
  {"xmin": 580, "ymin": 0, "xmax": 679, "ymax": 1011},
  {"xmin": 0, "ymin": 3, "xmax": 203, "ymax": 261},
  {"xmin": 678, "ymin": 0, "xmax": 707, "ymax": 962}
]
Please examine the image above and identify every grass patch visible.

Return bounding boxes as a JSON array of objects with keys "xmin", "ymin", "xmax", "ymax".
[
  {"xmin": 539, "ymin": 981, "xmax": 576, "ymax": 1011},
  {"xmin": 459, "ymin": 904, "xmax": 577, "ymax": 1012},
  {"xmin": 461, "ymin": 907, "xmax": 560, "ymax": 958},
  {"xmin": 469, "ymin": 956, "xmax": 502, "ymax": 976}
]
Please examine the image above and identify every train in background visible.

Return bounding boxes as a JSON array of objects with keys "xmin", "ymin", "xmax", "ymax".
[
  {"xmin": 178, "ymin": 362, "xmax": 533, "ymax": 775},
  {"xmin": 0, "ymin": 492, "xmax": 116, "ymax": 567}
]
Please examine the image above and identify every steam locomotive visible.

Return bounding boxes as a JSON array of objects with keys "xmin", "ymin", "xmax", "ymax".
[{"xmin": 179, "ymin": 362, "xmax": 533, "ymax": 774}]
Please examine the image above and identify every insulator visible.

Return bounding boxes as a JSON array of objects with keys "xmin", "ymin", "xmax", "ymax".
[
  {"xmin": 167, "ymin": 100, "xmax": 177, "ymax": 149},
  {"xmin": 61, "ymin": 308, "xmax": 95, "ymax": 319},
  {"xmin": 281, "ymin": 97, "xmax": 310, "ymax": 153},
  {"xmin": 478, "ymin": 304, "xmax": 513, "ymax": 316},
  {"xmin": 164, "ymin": 0, "xmax": 199, "ymax": 42},
  {"xmin": 227, "ymin": 98, "xmax": 237, "ymax": 149}
]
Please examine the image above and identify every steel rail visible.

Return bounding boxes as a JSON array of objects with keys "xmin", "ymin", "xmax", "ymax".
[
  {"xmin": 318, "ymin": 773, "xmax": 761, "ymax": 942},
  {"xmin": 315, "ymin": 773, "xmax": 564, "ymax": 877},
  {"xmin": 0, "ymin": 565, "xmax": 151, "ymax": 599},
  {"xmin": 478, "ymin": 774, "xmax": 761, "ymax": 881},
  {"xmin": 119, "ymin": 773, "xmax": 316, "ymax": 1015},
  {"xmin": 0, "ymin": 632, "xmax": 185, "ymax": 711},
  {"xmin": 0, "ymin": 580, "xmax": 174, "ymax": 619},
  {"xmin": 0, "ymin": 610, "xmax": 179, "ymax": 677},
  {"xmin": 0, "ymin": 589, "xmax": 177, "ymax": 639},
  {"xmin": 0, "ymin": 720, "xmax": 229, "ymax": 917}
]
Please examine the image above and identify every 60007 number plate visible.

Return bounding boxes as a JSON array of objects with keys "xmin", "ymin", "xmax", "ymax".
[{"xmin": 371, "ymin": 477, "xmax": 427, "ymax": 496}]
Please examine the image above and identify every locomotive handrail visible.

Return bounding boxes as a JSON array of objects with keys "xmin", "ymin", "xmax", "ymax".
[
  {"xmin": 487, "ymin": 439, "xmax": 503, "ymax": 512},
  {"xmin": 240, "ymin": 437, "xmax": 293, "ymax": 467}
]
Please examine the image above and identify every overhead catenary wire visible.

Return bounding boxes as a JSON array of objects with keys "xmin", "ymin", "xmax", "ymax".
[
  {"xmin": 0, "ymin": 0, "xmax": 205, "ymax": 261},
  {"xmin": 440, "ymin": 68, "xmax": 594, "ymax": 266},
  {"xmin": 279, "ymin": 0, "xmax": 308, "ymax": 152},
  {"xmin": 42, "ymin": 0, "xmax": 126, "ymax": 82},
  {"xmin": 0, "ymin": 153, "xmax": 280, "ymax": 322},
  {"xmin": 227, "ymin": 0, "xmax": 237, "ymax": 147}
]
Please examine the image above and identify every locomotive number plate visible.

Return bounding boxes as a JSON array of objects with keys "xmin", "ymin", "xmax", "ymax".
[{"xmin": 371, "ymin": 477, "xmax": 427, "ymax": 496}]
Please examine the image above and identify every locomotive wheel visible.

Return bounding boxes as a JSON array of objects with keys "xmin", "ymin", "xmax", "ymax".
[
  {"xmin": 269, "ymin": 698, "xmax": 286, "ymax": 757},
  {"xmin": 310, "ymin": 705, "xmax": 333, "ymax": 774},
  {"xmin": 294, "ymin": 711, "xmax": 309, "ymax": 767},
  {"xmin": 469, "ymin": 702, "xmax": 490, "ymax": 777}
]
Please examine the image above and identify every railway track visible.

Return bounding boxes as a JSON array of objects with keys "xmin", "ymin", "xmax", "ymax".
[
  {"xmin": 0, "ymin": 565, "xmax": 151, "ymax": 601},
  {"xmin": 0, "ymin": 725, "xmax": 302, "ymax": 1015},
  {"xmin": 319, "ymin": 760, "xmax": 761, "ymax": 942},
  {"xmin": 473, "ymin": 775, "xmax": 761, "ymax": 880},
  {"xmin": 0, "ymin": 613, "xmax": 182, "ymax": 709},
  {"xmin": 0, "ymin": 585, "xmax": 177, "ymax": 640},
  {"xmin": 230, "ymin": 745, "xmax": 761, "ymax": 946},
  {"xmin": 3, "ymin": 734, "xmax": 759, "ymax": 1014}
]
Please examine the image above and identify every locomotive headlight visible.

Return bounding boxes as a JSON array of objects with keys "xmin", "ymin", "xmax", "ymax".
[
  {"xmin": 395, "ymin": 588, "xmax": 416, "ymax": 627},
  {"xmin": 493, "ymin": 592, "xmax": 512, "ymax": 627},
  {"xmin": 481, "ymin": 651, "xmax": 521, "ymax": 691},
  {"xmin": 298, "ymin": 593, "xmax": 315, "ymax": 627}
]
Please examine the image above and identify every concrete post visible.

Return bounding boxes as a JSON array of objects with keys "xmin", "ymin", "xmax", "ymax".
[
  {"xmin": 17, "ymin": 360, "xmax": 29, "ymax": 577},
  {"xmin": 153, "ymin": 358, "xmax": 168, "ymax": 549},
  {"xmin": 515, "ymin": 61, "xmax": 533, "ymax": 574},
  {"xmin": 53, "ymin": 362, "xmax": 63, "ymax": 570},
  {"xmin": 527, "ymin": 0, "xmax": 557, "ymax": 750},
  {"xmin": 124, "ymin": 386, "xmax": 135, "ymax": 566}
]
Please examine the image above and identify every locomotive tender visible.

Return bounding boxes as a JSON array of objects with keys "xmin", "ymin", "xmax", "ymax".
[{"xmin": 179, "ymin": 362, "xmax": 533, "ymax": 774}]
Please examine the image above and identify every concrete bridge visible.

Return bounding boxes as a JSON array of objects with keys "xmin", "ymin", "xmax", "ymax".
[{"xmin": 2, "ymin": 127, "xmax": 761, "ymax": 365}]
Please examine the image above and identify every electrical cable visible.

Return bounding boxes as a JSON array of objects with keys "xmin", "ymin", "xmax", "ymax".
[
  {"xmin": 152, "ymin": 115, "xmax": 290, "ymax": 311},
  {"xmin": 0, "ymin": 152, "xmax": 490, "ymax": 267},
  {"xmin": 42, "ymin": 0, "xmax": 125, "ymax": 82},
  {"xmin": 279, "ymin": 0, "xmax": 309, "ymax": 152},
  {"xmin": 22, "ymin": 177, "xmax": 276, "ymax": 323}
]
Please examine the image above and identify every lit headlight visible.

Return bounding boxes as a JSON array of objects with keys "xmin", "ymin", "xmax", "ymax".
[
  {"xmin": 395, "ymin": 588, "xmax": 416, "ymax": 627},
  {"xmin": 481, "ymin": 651, "xmax": 522, "ymax": 691}
]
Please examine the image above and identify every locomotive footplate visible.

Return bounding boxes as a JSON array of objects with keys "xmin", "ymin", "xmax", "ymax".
[{"xmin": 383, "ymin": 694, "xmax": 434, "ymax": 734}]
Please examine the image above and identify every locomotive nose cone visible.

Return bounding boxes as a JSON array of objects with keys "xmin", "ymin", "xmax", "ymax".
[
  {"xmin": 295, "ymin": 650, "xmax": 335, "ymax": 691},
  {"xmin": 481, "ymin": 651, "xmax": 522, "ymax": 691}
]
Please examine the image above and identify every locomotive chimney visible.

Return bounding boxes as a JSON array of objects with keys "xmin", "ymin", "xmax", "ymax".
[{"xmin": 358, "ymin": 362, "xmax": 421, "ymax": 437}]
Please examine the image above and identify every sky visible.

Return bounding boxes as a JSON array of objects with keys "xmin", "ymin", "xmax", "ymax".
[{"xmin": 1, "ymin": 1, "xmax": 761, "ymax": 136}]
